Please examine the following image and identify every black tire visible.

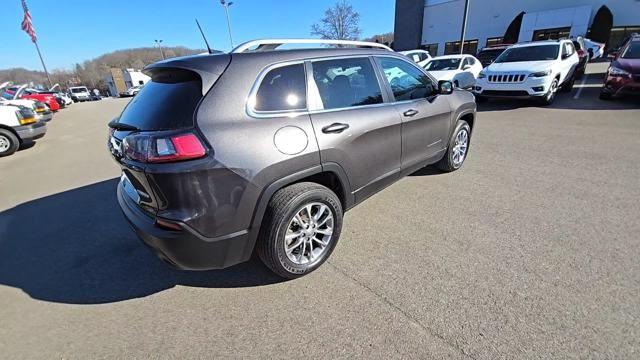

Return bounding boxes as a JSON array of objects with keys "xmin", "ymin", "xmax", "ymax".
[
  {"xmin": 436, "ymin": 120, "xmax": 471, "ymax": 172},
  {"xmin": 257, "ymin": 182, "xmax": 343, "ymax": 279},
  {"xmin": 539, "ymin": 78, "xmax": 559, "ymax": 106},
  {"xmin": 560, "ymin": 73, "xmax": 575, "ymax": 93},
  {"xmin": 599, "ymin": 90, "xmax": 612, "ymax": 100},
  {"xmin": 0, "ymin": 129, "xmax": 20, "ymax": 157}
]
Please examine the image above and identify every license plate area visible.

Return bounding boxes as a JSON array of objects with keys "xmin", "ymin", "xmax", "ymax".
[{"xmin": 121, "ymin": 173, "xmax": 141, "ymax": 204}]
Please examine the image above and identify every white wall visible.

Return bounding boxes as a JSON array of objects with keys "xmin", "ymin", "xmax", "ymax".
[{"xmin": 421, "ymin": 0, "xmax": 640, "ymax": 55}]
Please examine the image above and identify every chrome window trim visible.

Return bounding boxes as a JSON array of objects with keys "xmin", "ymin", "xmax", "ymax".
[
  {"xmin": 245, "ymin": 53, "xmax": 437, "ymax": 118},
  {"xmin": 246, "ymin": 60, "xmax": 309, "ymax": 119}
]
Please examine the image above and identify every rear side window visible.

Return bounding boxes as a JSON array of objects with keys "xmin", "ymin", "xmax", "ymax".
[
  {"xmin": 254, "ymin": 63, "xmax": 307, "ymax": 112},
  {"xmin": 379, "ymin": 57, "xmax": 436, "ymax": 101},
  {"xmin": 311, "ymin": 57, "xmax": 383, "ymax": 110},
  {"xmin": 117, "ymin": 69, "xmax": 202, "ymax": 130}
]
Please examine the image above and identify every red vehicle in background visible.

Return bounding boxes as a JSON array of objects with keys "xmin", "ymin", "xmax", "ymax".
[
  {"xmin": 600, "ymin": 34, "xmax": 640, "ymax": 100},
  {"xmin": 2, "ymin": 85, "xmax": 61, "ymax": 112}
]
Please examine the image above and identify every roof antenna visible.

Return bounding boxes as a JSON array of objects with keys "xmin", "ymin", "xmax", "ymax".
[{"xmin": 195, "ymin": 19, "xmax": 213, "ymax": 54}]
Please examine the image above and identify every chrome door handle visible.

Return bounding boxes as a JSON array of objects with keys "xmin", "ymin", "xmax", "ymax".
[
  {"xmin": 322, "ymin": 123, "xmax": 349, "ymax": 134},
  {"xmin": 403, "ymin": 109, "xmax": 419, "ymax": 117}
]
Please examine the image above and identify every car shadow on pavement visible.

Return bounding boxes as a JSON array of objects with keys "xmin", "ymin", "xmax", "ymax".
[{"xmin": 0, "ymin": 178, "xmax": 284, "ymax": 305}]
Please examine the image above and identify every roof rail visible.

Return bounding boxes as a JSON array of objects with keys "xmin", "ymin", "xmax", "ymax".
[{"xmin": 231, "ymin": 38, "xmax": 393, "ymax": 53}]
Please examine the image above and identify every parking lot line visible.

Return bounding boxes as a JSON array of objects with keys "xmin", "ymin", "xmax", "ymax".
[{"xmin": 573, "ymin": 73, "xmax": 589, "ymax": 100}]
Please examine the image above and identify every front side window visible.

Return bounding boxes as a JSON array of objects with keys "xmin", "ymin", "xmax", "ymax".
[
  {"xmin": 379, "ymin": 57, "xmax": 436, "ymax": 101},
  {"xmin": 254, "ymin": 63, "xmax": 307, "ymax": 112},
  {"xmin": 311, "ymin": 57, "xmax": 383, "ymax": 110},
  {"xmin": 494, "ymin": 45, "xmax": 560, "ymax": 63}
]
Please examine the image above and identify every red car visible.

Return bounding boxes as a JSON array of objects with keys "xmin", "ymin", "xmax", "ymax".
[
  {"xmin": 600, "ymin": 34, "xmax": 640, "ymax": 100},
  {"xmin": 3, "ymin": 85, "xmax": 61, "ymax": 111}
]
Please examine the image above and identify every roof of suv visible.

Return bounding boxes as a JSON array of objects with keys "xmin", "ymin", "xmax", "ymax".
[
  {"xmin": 510, "ymin": 40, "xmax": 568, "ymax": 49},
  {"xmin": 145, "ymin": 47, "xmax": 401, "ymax": 94}
]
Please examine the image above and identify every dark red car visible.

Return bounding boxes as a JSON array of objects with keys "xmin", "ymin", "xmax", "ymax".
[
  {"xmin": 3, "ymin": 86, "xmax": 61, "ymax": 111},
  {"xmin": 600, "ymin": 34, "xmax": 640, "ymax": 100}
]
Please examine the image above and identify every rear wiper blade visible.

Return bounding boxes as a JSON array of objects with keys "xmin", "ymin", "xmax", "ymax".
[{"xmin": 108, "ymin": 119, "xmax": 138, "ymax": 131}]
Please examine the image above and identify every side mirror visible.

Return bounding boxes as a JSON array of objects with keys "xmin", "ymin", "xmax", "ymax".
[
  {"xmin": 608, "ymin": 50, "xmax": 619, "ymax": 59},
  {"xmin": 454, "ymin": 72, "xmax": 476, "ymax": 90},
  {"xmin": 438, "ymin": 80, "xmax": 453, "ymax": 95}
]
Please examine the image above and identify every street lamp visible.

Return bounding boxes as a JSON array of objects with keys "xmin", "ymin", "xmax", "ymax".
[
  {"xmin": 154, "ymin": 39, "xmax": 165, "ymax": 60},
  {"xmin": 220, "ymin": 0, "xmax": 234, "ymax": 48},
  {"xmin": 459, "ymin": 0, "xmax": 470, "ymax": 55}
]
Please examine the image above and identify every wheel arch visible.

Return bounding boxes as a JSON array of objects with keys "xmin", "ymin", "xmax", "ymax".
[
  {"xmin": 0, "ymin": 125, "xmax": 21, "ymax": 143},
  {"xmin": 244, "ymin": 164, "xmax": 353, "ymax": 258}
]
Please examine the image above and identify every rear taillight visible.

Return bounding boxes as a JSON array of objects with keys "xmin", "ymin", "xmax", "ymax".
[
  {"xmin": 122, "ymin": 131, "xmax": 207, "ymax": 163},
  {"xmin": 577, "ymin": 49, "xmax": 585, "ymax": 57}
]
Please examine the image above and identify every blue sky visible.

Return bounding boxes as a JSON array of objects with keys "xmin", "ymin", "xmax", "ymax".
[{"xmin": 0, "ymin": 0, "xmax": 395, "ymax": 71}]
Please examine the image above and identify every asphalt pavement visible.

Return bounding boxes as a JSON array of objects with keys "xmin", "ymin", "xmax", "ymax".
[{"xmin": 1, "ymin": 63, "xmax": 639, "ymax": 359}]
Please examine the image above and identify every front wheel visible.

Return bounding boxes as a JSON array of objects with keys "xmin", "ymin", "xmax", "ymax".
[
  {"xmin": 436, "ymin": 120, "xmax": 471, "ymax": 172},
  {"xmin": 539, "ymin": 78, "xmax": 558, "ymax": 106},
  {"xmin": 257, "ymin": 182, "xmax": 343, "ymax": 279},
  {"xmin": 0, "ymin": 129, "xmax": 19, "ymax": 157}
]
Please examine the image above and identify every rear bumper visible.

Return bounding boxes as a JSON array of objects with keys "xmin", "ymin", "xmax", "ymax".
[
  {"xmin": 37, "ymin": 112, "xmax": 53, "ymax": 122},
  {"xmin": 117, "ymin": 179, "xmax": 252, "ymax": 270},
  {"xmin": 15, "ymin": 121, "xmax": 47, "ymax": 141}
]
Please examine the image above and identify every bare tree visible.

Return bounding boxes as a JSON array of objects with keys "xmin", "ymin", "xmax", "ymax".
[{"xmin": 311, "ymin": 1, "xmax": 361, "ymax": 41}]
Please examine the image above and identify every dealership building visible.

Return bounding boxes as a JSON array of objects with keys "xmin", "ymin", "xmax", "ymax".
[{"xmin": 394, "ymin": 0, "xmax": 640, "ymax": 55}]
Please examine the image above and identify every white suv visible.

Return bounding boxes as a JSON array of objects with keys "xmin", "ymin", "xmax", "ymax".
[{"xmin": 473, "ymin": 40, "xmax": 579, "ymax": 105}]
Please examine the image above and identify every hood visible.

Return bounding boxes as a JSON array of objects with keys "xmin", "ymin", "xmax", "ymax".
[
  {"xmin": 427, "ymin": 70, "xmax": 460, "ymax": 81},
  {"xmin": 486, "ymin": 60, "xmax": 555, "ymax": 73},
  {"xmin": 613, "ymin": 58, "xmax": 640, "ymax": 74}
]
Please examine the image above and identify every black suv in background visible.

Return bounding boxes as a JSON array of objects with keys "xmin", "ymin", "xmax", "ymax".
[{"xmin": 108, "ymin": 39, "xmax": 476, "ymax": 278}]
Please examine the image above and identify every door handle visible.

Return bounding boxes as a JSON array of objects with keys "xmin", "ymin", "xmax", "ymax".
[
  {"xmin": 322, "ymin": 123, "xmax": 349, "ymax": 134},
  {"xmin": 403, "ymin": 109, "xmax": 419, "ymax": 117}
]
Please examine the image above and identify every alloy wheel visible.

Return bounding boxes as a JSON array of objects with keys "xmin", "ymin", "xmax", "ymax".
[
  {"xmin": 284, "ymin": 202, "xmax": 334, "ymax": 265},
  {"xmin": 0, "ymin": 135, "xmax": 10, "ymax": 153},
  {"xmin": 452, "ymin": 129, "xmax": 469, "ymax": 166}
]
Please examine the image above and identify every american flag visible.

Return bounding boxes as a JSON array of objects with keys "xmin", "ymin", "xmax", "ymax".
[{"xmin": 21, "ymin": 0, "xmax": 37, "ymax": 43}]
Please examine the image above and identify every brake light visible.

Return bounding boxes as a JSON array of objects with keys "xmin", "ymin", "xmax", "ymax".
[
  {"xmin": 577, "ymin": 49, "xmax": 585, "ymax": 57},
  {"xmin": 123, "ymin": 131, "xmax": 207, "ymax": 163}
]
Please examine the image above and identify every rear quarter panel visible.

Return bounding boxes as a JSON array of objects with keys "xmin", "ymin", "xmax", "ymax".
[{"xmin": 177, "ymin": 54, "xmax": 321, "ymax": 238}]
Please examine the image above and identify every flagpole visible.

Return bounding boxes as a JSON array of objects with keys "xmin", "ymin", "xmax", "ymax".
[{"xmin": 33, "ymin": 40, "xmax": 52, "ymax": 88}]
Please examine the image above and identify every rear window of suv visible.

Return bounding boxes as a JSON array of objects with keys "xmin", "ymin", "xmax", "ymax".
[{"xmin": 117, "ymin": 68, "xmax": 202, "ymax": 130}]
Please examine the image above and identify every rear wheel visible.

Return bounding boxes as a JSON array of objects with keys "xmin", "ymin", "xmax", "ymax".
[
  {"xmin": 257, "ymin": 182, "xmax": 343, "ymax": 279},
  {"xmin": 0, "ymin": 129, "xmax": 19, "ymax": 157},
  {"xmin": 599, "ymin": 89, "xmax": 612, "ymax": 100},
  {"xmin": 436, "ymin": 120, "xmax": 471, "ymax": 172},
  {"xmin": 560, "ymin": 73, "xmax": 575, "ymax": 93}
]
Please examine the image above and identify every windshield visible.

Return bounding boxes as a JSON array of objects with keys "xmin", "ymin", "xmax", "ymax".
[
  {"xmin": 621, "ymin": 42, "xmax": 640, "ymax": 59},
  {"xmin": 495, "ymin": 45, "xmax": 559, "ymax": 63},
  {"xmin": 424, "ymin": 58, "xmax": 461, "ymax": 71},
  {"xmin": 71, "ymin": 88, "xmax": 88, "ymax": 93}
]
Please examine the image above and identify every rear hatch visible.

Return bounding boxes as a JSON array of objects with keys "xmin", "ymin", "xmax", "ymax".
[{"xmin": 108, "ymin": 54, "xmax": 230, "ymax": 216}]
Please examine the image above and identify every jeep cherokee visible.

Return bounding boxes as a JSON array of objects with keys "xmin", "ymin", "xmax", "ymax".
[{"xmin": 108, "ymin": 39, "xmax": 476, "ymax": 279}]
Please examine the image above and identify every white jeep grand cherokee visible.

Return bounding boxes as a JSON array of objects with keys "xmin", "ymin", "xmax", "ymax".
[{"xmin": 473, "ymin": 39, "xmax": 579, "ymax": 105}]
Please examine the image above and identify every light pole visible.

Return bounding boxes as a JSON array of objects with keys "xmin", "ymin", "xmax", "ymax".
[
  {"xmin": 220, "ymin": 0, "xmax": 234, "ymax": 48},
  {"xmin": 459, "ymin": 0, "xmax": 470, "ymax": 54},
  {"xmin": 155, "ymin": 39, "xmax": 165, "ymax": 60}
]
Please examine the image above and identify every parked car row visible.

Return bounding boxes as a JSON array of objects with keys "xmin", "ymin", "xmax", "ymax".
[
  {"xmin": 402, "ymin": 35, "xmax": 637, "ymax": 105},
  {"xmin": 0, "ymin": 81, "xmax": 99, "ymax": 157}
]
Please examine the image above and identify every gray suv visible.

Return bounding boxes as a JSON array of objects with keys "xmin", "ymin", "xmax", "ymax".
[{"xmin": 108, "ymin": 39, "xmax": 476, "ymax": 279}]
